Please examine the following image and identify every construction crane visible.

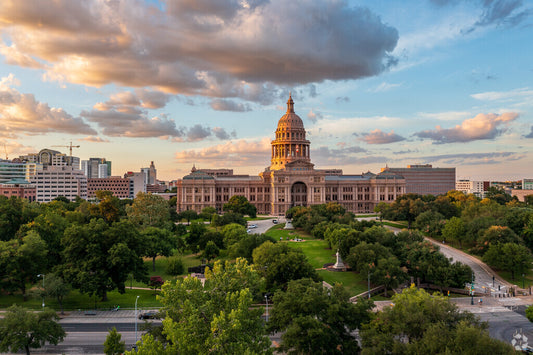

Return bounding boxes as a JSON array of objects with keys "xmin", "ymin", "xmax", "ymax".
[
  {"xmin": 3, "ymin": 144, "xmax": 7, "ymax": 160},
  {"xmin": 52, "ymin": 141, "xmax": 80, "ymax": 165}
]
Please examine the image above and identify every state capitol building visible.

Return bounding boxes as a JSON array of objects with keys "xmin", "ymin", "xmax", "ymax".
[{"xmin": 176, "ymin": 96, "xmax": 407, "ymax": 215}]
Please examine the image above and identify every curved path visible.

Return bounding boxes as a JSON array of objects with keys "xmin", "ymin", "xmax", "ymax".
[{"xmin": 379, "ymin": 224, "xmax": 517, "ymax": 295}]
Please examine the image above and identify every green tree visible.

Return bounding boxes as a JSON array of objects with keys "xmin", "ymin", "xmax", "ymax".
[
  {"xmin": 131, "ymin": 259, "xmax": 271, "ymax": 354},
  {"xmin": 0, "ymin": 305, "xmax": 65, "ymax": 355},
  {"xmin": 0, "ymin": 195, "xmax": 26, "ymax": 241},
  {"xmin": 203, "ymin": 240, "xmax": 219, "ymax": 262},
  {"xmin": 92, "ymin": 190, "xmax": 122, "ymax": 223},
  {"xmin": 179, "ymin": 209, "xmax": 198, "ymax": 225},
  {"xmin": 228, "ymin": 233, "xmax": 276, "ymax": 262},
  {"xmin": 17, "ymin": 211, "xmax": 68, "ymax": 269},
  {"xmin": 360, "ymin": 285, "xmax": 514, "ymax": 354},
  {"xmin": 371, "ymin": 256, "xmax": 406, "ymax": 297},
  {"xmin": 142, "ymin": 226, "xmax": 177, "ymax": 271},
  {"xmin": 526, "ymin": 304, "xmax": 533, "ymax": 322},
  {"xmin": 221, "ymin": 223, "xmax": 248, "ymax": 248},
  {"xmin": 253, "ymin": 241, "xmax": 319, "ymax": 291},
  {"xmin": 223, "ymin": 195, "xmax": 257, "ymax": 217},
  {"xmin": 104, "ymin": 327, "xmax": 126, "ymax": 355},
  {"xmin": 477, "ymin": 225, "xmax": 522, "ymax": 255},
  {"xmin": 127, "ymin": 192, "xmax": 171, "ymax": 227},
  {"xmin": 166, "ymin": 256, "xmax": 184, "ymax": 276},
  {"xmin": 345, "ymin": 242, "xmax": 391, "ymax": 275},
  {"xmin": 42, "ymin": 273, "xmax": 71, "ymax": 314},
  {"xmin": 185, "ymin": 220, "xmax": 206, "ymax": 252},
  {"xmin": 199, "ymin": 206, "xmax": 217, "ymax": 220},
  {"xmin": 482, "ymin": 242, "xmax": 532, "ymax": 280},
  {"xmin": 268, "ymin": 278, "xmax": 374, "ymax": 354},
  {"xmin": 442, "ymin": 216, "xmax": 466, "ymax": 247},
  {"xmin": 0, "ymin": 231, "xmax": 48, "ymax": 300},
  {"xmin": 485, "ymin": 186, "xmax": 512, "ymax": 205},
  {"xmin": 61, "ymin": 219, "xmax": 148, "ymax": 301},
  {"xmin": 414, "ymin": 210, "xmax": 445, "ymax": 236}
]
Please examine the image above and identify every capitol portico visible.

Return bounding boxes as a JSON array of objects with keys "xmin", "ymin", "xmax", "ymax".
[{"xmin": 176, "ymin": 96, "xmax": 406, "ymax": 215}]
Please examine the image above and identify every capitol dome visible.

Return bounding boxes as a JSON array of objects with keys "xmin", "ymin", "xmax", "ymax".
[
  {"xmin": 276, "ymin": 94, "xmax": 305, "ymax": 130},
  {"xmin": 271, "ymin": 94, "xmax": 311, "ymax": 170}
]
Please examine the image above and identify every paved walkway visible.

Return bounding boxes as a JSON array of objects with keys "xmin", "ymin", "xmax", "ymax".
[{"xmin": 381, "ymin": 224, "xmax": 520, "ymax": 296}]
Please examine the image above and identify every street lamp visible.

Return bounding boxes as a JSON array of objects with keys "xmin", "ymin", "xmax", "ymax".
[
  {"xmin": 135, "ymin": 296, "xmax": 140, "ymax": 347},
  {"xmin": 264, "ymin": 295, "xmax": 269, "ymax": 322},
  {"xmin": 37, "ymin": 274, "xmax": 45, "ymax": 310},
  {"xmin": 470, "ymin": 272, "xmax": 474, "ymax": 306},
  {"xmin": 523, "ymin": 273, "xmax": 525, "ymax": 289},
  {"xmin": 368, "ymin": 271, "xmax": 371, "ymax": 299}
]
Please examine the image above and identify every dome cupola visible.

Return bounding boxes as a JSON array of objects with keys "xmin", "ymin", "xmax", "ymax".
[{"xmin": 270, "ymin": 95, "xmax": 311, "ymax": 170}]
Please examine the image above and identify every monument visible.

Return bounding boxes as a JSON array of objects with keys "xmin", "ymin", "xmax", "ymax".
[{"xmin": 333, "ymin": 250, "xmax": 346, "ymax": 271}]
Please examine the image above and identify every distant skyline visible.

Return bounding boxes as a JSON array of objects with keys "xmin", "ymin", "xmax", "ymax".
[{"xmin": 1, "ymin": 0, "xmax": 532, "ymax": 181}]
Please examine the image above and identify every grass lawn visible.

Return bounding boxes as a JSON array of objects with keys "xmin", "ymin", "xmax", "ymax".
[
  {"xmin": 287, "ymin": 239, "xmax": 334, "ymax": 269},
  {"xmin": 264, "ymin": 226, "xmax": 370, "ymax": 297},
  {"xmin": 317, "ymin": 270, "xmax": 368, "ymax": 296},
  {"xmin": 0, "ymin": 288, "xmax": 162, "ymax": 311}
]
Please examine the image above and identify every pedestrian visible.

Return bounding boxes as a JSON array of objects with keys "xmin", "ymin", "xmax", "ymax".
[{"xmin": 478, "ymin": 298, "xmax": 483, "ymax": 305}]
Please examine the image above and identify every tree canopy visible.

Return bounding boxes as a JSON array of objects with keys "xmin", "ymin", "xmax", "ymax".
[
  {"xmin": 0, "ymin": 305, "xmax": 65, "ymax": 355},
  {"xmin": 131, "ymin": 259, "xmax": 271, "ymax": 354},
  {"xmin": 360, "ymin": 286, "xmax": 515, "ymax": 354},
  {"xmin": 268, "ymin": 278, "xmax": 373, "ymax": 354}
]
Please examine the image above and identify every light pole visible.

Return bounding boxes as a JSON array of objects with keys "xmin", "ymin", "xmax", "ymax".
[
  {"xmin": 265, "ymin": 295, "xmax": 269, "ymax": 322},
  {"xmin": 135, "ymin": 295, "xmax": 140, "ymax": 347},
  {"xmin": 523, "ymin": 274, "xmax": 525, "ymax": 289},
  {"xmin": 368, "ymin": 271, "xmax": 371, "ymax": 299},
  {"xmin": 37, "ymin": 274, "xmax": 45, "ymax": 310},
  {"xmin": 470, "ymin": 272, "xmax": 474, "ymax": 306}
]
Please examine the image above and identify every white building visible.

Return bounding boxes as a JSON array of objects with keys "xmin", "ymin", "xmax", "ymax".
[
  {"xmin": 456, "ymin": 179, "xmax": 486, "ymax": 198},
  {"xmin": 523, "ymin": 179, "xmax": 533, "ymax": 190},
  {"xmin": 31, "ymin": 166, "xmax": 87, "ymax": 202}
]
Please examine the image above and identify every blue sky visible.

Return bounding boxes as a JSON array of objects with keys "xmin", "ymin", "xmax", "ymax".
[{"xmin": 0, "ymin": 0, "xmax": 532, "ymax": 181}]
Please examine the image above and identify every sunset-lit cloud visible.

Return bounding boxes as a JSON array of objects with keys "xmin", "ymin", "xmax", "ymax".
[
  {"xmin": 360, "ymin": 129, "xmax": 405, "ymax": 144},
  {"xmin": 0, "ymin": 0, "xmax": 399, "ymax": 104},
  {"xmin": 0, "ymin": 74, "xmax": 96, "ymax": 136},
  {"xmin": 175, "ymin": 137, "xmax": 271, "ymax": 166},
  {"xmin": 414, "ymin": 112, "xmax": 519, "ymax": 143},
  {"xmin": 80, "ymin": 136, "xmax": 110, "ymax": 143}
]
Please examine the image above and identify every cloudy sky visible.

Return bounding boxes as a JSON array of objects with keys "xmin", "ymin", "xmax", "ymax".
[{"xmin": 1, "ymin": 0, "xmax": 532, "ymax": 181}]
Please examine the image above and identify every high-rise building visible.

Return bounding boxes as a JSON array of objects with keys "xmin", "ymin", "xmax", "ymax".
[
  {"xmin": 381, "ymin": 164, "xmax": 456, "ymax": 196},
  {"xmin": 81, "ymin": 158, "xmax": 111, "ymax": 178},
  {"xmin": 31, "ymin": 165, "xmax": 87, "ymax": 202},
  {"xmin": 141, "ymin": 161, "xmax": 157, "ymax": 185},
  {"xmin": 176, "ymin": 96, "xmax": 406, "ymax": 215}
]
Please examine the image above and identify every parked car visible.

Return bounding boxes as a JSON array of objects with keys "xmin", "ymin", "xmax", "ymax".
[
  {"xmin": 138, "ymin": 311, "xmax": 160, "ymax": 320},
  {"xmin": 272, "ymin": 219, "xmax": 278, "ymax": 224},
  {"xmin": 248, "ymin": 224, "xmax": 257, "ymax": 228},
  {"xmin": 247, "ymin": 229, "xmax": 252, "ymax": 233}
]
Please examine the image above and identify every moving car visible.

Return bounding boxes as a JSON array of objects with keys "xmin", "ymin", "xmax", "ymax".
[{"xmin": 138, "ymin": 311, "xmax": 160, "ymax": 320}]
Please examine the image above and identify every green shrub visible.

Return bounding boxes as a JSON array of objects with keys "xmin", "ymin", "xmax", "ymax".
[
  {"xmin": 166, "ymin": 257, "xmax": 184, "ymax": 276},
  {"xmin": 526, "ymin": 305, "xmax": 533, "ymax": 322}
]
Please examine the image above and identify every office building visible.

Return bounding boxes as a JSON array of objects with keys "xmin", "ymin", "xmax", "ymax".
[{"xmin": 381, "ymin": 164, "xmax": 455, "ymax": 196}]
